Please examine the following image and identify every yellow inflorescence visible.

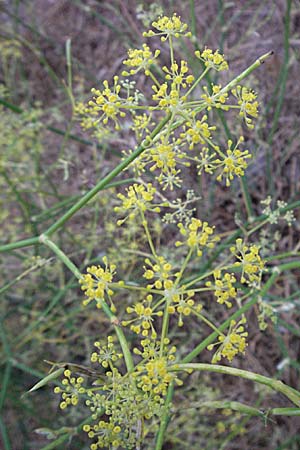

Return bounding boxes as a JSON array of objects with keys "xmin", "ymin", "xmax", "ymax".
[
  {"xmin": 122, "ymin": 43, "xmax": 160, "ymax": 76},
  {"xmin": 206, "ymin": 270, "xmax": 237, "ymax": 308},
  {"xmin": 208, "ymin": 317, "xmax": 248, "ymax": 363},
  {"xmin": 91, "ymin": 336, "xmax": 123, "ymax": 368},
  {"xmin": 176, "ymin": 217, "xmax": 220, "ymax": 256},
  {"xmin": 181, "ymin": 114, "xmax": 216, "ymax": 149},
  {"xmin": 201, "ymin": 84, "xmax": 229, "ymax": 111},
  {"xmin": 79, "ymin": 257, "xmax": 116, "ymax": 308},
  {"xmin": 232, "ymin": 85, "xmax": 259, "ymax": 128},
  {"xmin": 123, "ymin": 295, "xmax": 163, "ymax": 337},
  {"xmin": 68, "ymin": 14, "xmax": 269, "ymax": 449},
  {"xmin": 143, "ymin": 13, "xmax": 192, "ymax": 40},
  {"xmin": 163, "ymin": 60, "xmax": 195, "ymax": 87},
  {"xmin": 114, "ymin": 183, "xmax": 161, "ymax": 225},
  {"xmin": 143, "ymin": 256, "xmax": 173, "ymax": 289},
  {"xmin": 54, "ymin": 369, "xmax": 85, "ymax": 410},
  {"xmin": 195, "ymin": 48, "xmax": 228, "ymax": 71},
  {"xmin": 231, "ymin": 238, "xmax": 264, "ymax": 286},
  {"xmin": 75, "ymin": 76, "xmax": 137, "ymax": 131},
  {"xmin": 216, "ymin": 138, "xmax": 252, "ymax": 187}
]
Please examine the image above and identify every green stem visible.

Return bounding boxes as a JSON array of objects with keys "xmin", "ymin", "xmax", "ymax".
[
  {"xmin": 170, "ymin": 363, "xmax": 300, "ymax": 407},
  {"xmin": 240, "ymin": 176, "xmax": 254, "ymax": 220},
  {"xmin": 216, "ymin": 51, "xmax": 274, "ymax": 99},
  {"xmin": 39, "ymin": 235, "xmax": 82, "ymax": 279},
  {"xmin": 186, "ymin": 399, "xmax": 263, "ymax": 416},
  {"xmin": 185, "ymin": 66, "xmax": 210, "ymax": 97},
  {"xmin": 0, "ymin": 237, "xmax": 39, "ymax": 253},
  {"xmin": 141, "ymin": 214, "xmax": 157, "ymax": 258},
  {"xmin": 0, "ymin": 416, "xmax": 11, "ymax": 450},
  {"xmin": 99, "ymin": 300, "xmax": 134, "ymax": 372},
  {"xmin": 154, "ymin": 381, "xmax": 175, "ymax": 450}
]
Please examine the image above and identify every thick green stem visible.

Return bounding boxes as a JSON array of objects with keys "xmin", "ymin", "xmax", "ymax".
[
  {"xmin": 170, "ymin": 363, "xmax": 300, "ymax": 407},
  {"xmin": 217, "ymin": 51, "xmax": 274, "ymax": 98},
  {"xmin": 0, "ymin": 237, "xmax": 39, "ymax": 253},
  {"xmin": 39, "ymin": 235, "xmax": 82, "ymax": 279},
  {"xmin": 99, "ymin": 300, "xmax": 134, "ymax": 372},
  {"xmin": 154, "ymin": 381, "xmax": 175, "ymax": 450}
]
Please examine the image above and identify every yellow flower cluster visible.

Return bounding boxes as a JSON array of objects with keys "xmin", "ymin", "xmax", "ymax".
[
  {"xmin": 74, "ymin": 9, "xmax": 263, "ymax": 194},
  {"xmin": 181, "ymin": 114, "xmax": 216, "ymax": 149},
  {"xmin": 232, "ymin": 85, "xmax": 259, "ymax": 128},
  {"xmin": 167, "ymin": 287, "xmax": 202, "ymax": 327},
  {"xmin": 163, "ymin": 60, "xmax": 195, "ymax": 88},
  {"xmin": 79, "ymin": 257, "xmax": 116, "ymax": 308},
  {"xmin": 54, "ymin": 369, "xmax": 85, "ymax": 409},
  {"xmin": 83, "ymin": 421, "xmax": 122, "ymax": 449},
  {"xmin": 136, "ymin": 357, "xmax": 173, "ymax": 395},
  {"xmin": 151, "ymin": 60, "xmax": 194, "ymax": 113},
  {"xmin": 231, "ymin": 239, "xmax": 264, "ymax": 286},
  {"xmin": 195, "ymin": 48, "xmax": 228, "ymax": 71},
  {"xmin": 123, "ymin": 295, "xmax": 162, "ymax": 337},
  {"xmin": 133, "ymin": 338, "xmax": 181, "ymax": 396},
  {"xmin": 91, "ymin": 336, "xmax": 123, "ymax": 368},
  {"xmin": 206, "ymin": 270, "xmax": 237, "ymax": 308},
  {"xmin": 143, "ymin": 256, "xmax": 173, "ymax": 289},
  {"xmin": 152, "ymin": 82, "xmax": 184, "ymax": 111},
  {"xmin": 216, "ymin": 138, "xmax": 252, "ymax": 186},
  {"xmin": 196, "ymin": 147, "xmax": 218, "ymax": 175},
  {"xmin": 141, "ymin": 137, "xmax": 189, "ymax": 190},
  {"xmin": 75, "ymin": 76, "xmax": 135, "ymax": 130},
  {"xmin": 208, "ymin": 318, "xmax": 248, "ymax": 363},
  {"xmin": 143, "ymin": 13, "xmax": 192, "ymax": 40},
  {"xmin": 176, "ymin": 218, "xmax": 220, "ymax": 256},
  {"xmin": 122, "ymin": 43, "xmax": 160, "ymax": 76},
  {"xmin": 149, "ymin": 137, "xmax": 178, "ymax": 172},
  {"xmin": 201, "ymin": 84, "xmax": 229, "ymax": 111},
  {"xmin": 114, "ymin": 183, "xmax": 161, "ymax": 225}
]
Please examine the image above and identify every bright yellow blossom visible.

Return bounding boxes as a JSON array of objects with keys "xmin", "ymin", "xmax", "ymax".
[
  {"xmin": 208, "ymin": 318, "xmax": 248, "ymax": 363},
  {"xmin": 195, "ymin": 48, "xmax": 228, "ymax": 71},
  {"xmin": 122, "ymin": 43, "xmax": 160, "ymax": 76},
  {"xmin": 143, "ymin": 13, "xmax": 192, "ymax": 41}
]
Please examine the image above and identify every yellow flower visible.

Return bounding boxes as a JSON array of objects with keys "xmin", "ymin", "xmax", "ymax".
[
  {"xmin": 114, "ymin": 183, "xmax": 161, "ymax": 225},
  {"xmin": 231, "ymin": 239, "xmax": 264, "ymax": 287},
  {"xmin": 195, "ymin": 48, "xmax": 228, "ymax": 71},
  {"xmin": 84, "ymin": 76, "xmax": 134, "ymax": 130},
  {"xmin": 54, "ymin": 369, "xmax": 85, "ymax": 409},
  {"xmin": 123, "ymin": 295, "xmax": 162, "ymax": 337},
  {"xmin": 122, "ymin": 43, "xmax": 160, "ymax": 76},
  {"xmin": 216, "ymin": 137, "xmax": 252, "ymax": 186},
  {"xmin": 181, "ymin": 114, "xmax": 216, "ymax": 150},
  {"xmin": 79, "ymin": 257, "xmax": 116, "ymax": 307},
  {"xmin": 206, "ymin": 270, "xmax": 237, "ymax": 308},
  {"xmin": 143, "ymin": 256, "xmax": 173, "ymax": 289},
  {"xmin": 143, "ymin": 14, "xmax": 192, "ymax": 41},
  {"xmin": 176, "ymin": 217, "xmax": 220, "ymax": 256},
  {"xmin": 208, "ymin": 318, "xmax": 248, "ymax": 363},
  {"xmin": 201, "ymin": 84, "xmax": 229, "ymax": 111},
  {"xmin": 232, "ymin": 85, "xmax": 259, "ymax": 128},
  {"xmin": 162, "ymin": 60, "xmax": 194, "ymax": 88}
]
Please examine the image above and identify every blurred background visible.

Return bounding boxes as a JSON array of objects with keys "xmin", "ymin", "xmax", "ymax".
[{"xmin": 0, "ymin": 1, "xmax": 299, "ymax": 449}]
